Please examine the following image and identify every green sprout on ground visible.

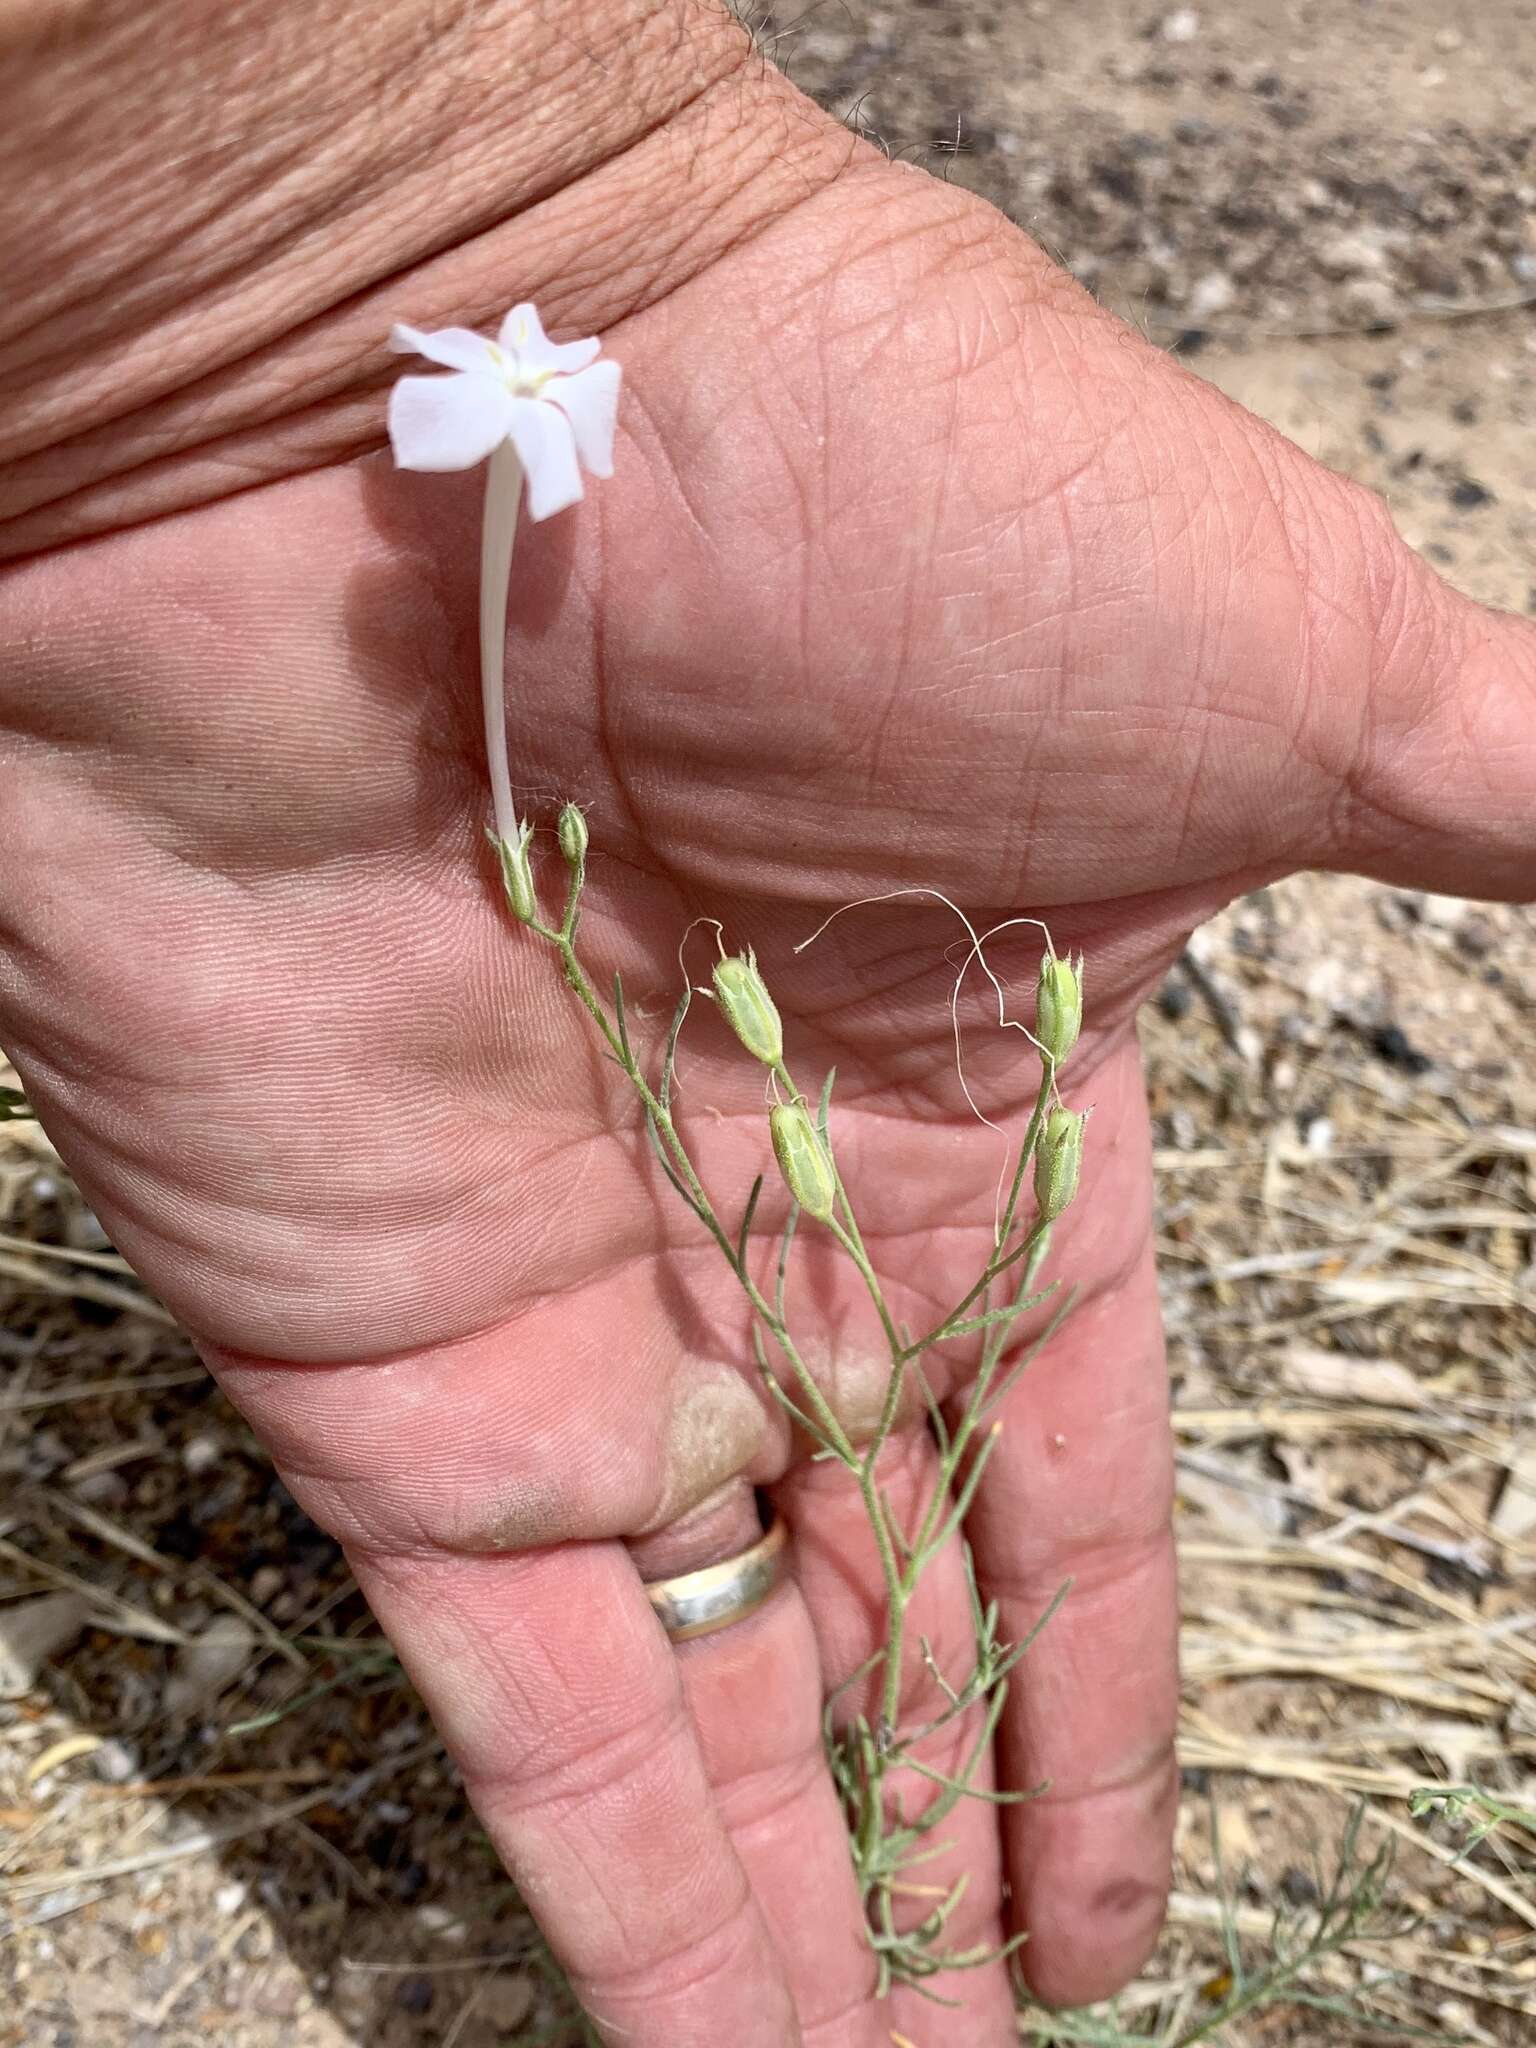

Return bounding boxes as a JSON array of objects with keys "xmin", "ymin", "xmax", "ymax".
[
  {"xmin": 1408, "ymin": 1782, "xmax": 1536, "ymax": 1858},
  {"xmin": 501, "ymin": 805, "xmax": 1085, "ymax": 1992},
  {"xmin": 1023, "ymin": 1804, "xmax": 1426, "ymax": 2047}
]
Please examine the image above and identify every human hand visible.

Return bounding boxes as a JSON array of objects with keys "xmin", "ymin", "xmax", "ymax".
[{"xmin": 2, "ymin": 7, "xmax": 1532, "ymax": 2044}]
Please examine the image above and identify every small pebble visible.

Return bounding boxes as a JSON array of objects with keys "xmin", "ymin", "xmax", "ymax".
[
  {"xmin": 1455, "ymin": 915, "xmax": 1495, "ymax": 959},
  {"xmin": 1368, "ymin": 1023, "xmax": 1432, "ymax": 1074},
  {"xmin": 1187, "ymin": 268, "xmax": 1235, "ymax": 319},
  {"xmin": 1161, "ymin": 8, "xmax": 1200, "ymax": 42},
  {"xmin": 0, "ymin": 1594, "xmax": 91, "ymax": 1699},
  {"xmin": 164, "ymin": 1617, "xmax": 255, "ymax": 1717},
  {"xmin": 248, "ymin": 1565, "xmax": 284, "ymax": 1608},
  {"xmin": 181, "ymin": 1433, "xmax": 223, "ymax": 1477},
  {"xmin": 64, "ymin": 1207, "xmax": 113, "ymax": 1253},
  {"xmin": 70, "ymin": 1471, "xmax": 129, "ymax": 1508},
  {"xmin": 1449, "ymin": 477, "xmax": 1494, "ymax": 509},
  {"xmin": 481, "ymin": 1974, "xmax": 535, "ymax": 2029},
  {"xmin": 1281, "ymin": 1864, "xmax": 1320, "ymax": 1905},
  {"xmin": 92, "ymin": 1738, "xmax": 141, "ymax": 1785}
]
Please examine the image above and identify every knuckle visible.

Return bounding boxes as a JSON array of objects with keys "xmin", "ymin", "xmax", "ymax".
[
  {"xmin": 481, "ymin": 1686, "xmax": 688, "ymax": 1820},
  {"xmin": 583, "ymin": 1879, "xmax": 765, "ymax": 2014},
  {"xmin": 1032, "ymin": 1733, "xmax": 1179, "ymax": 1812}
]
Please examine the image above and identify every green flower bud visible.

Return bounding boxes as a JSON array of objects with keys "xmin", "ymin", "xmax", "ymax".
[
  {"xmin": 1033, "ymin": 1106, "xmax": 1085, "ymax": 1222},
  {"xmin": 712, "ymin": 950, "xmax": 784, "ymax": 1068},
  {"xmin": 770, "ymin": 1101, "xmax": 836, "ymax": 1223},
  {"xmin": 495, "ymin": 823, "xmax": 539, "ymax": 927},
  {"xmin": 557, "ymin": 802, "xmax": 588, "ymax": 871},
  {"xmin": 1035, "ymin": 951, "xmax": 1084, "ymax": 1067}
]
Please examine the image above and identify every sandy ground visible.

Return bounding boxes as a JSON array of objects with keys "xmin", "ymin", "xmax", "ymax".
[{"xmin": 3, "ymin": 3, "xmax": 1534, "ymax": 2043}]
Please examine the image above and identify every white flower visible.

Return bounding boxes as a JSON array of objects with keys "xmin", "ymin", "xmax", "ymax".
[
  {"xmin": 387, "ymin": 303, "xmax": 620, "ymax": 521},
  {"xmin": 385, "ymin": 301, "xmax": 622, "ymax": 877}
]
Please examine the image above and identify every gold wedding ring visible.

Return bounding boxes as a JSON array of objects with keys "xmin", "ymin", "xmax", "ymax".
[{"xmin": 642, "ymin": 1511, "xmax": 788, "ymax": 1642}]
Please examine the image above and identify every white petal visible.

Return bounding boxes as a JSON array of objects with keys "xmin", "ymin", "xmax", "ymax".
[
  {"xmin": 545, "ymin": 359, "xmax": 621, "ymax": 478},
  {"xmin": 389, "ymin": 322, "xmax": 498, "ymax": 374},
  {"xmin": 498, "ymin": 301, "xmax": 601, "ymax": 377},
  {"xmin": 506, "ymin": 396, "xmax": 583, "ymax": 519},
  {"xmin": 387, "ymin": 374, "xmax": 516, "ymax": 472}
]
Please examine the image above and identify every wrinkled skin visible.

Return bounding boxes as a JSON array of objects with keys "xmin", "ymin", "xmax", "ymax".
[{"xmin": 2, "ymin": 125, "xmax": 1533, "ymax": 2048}]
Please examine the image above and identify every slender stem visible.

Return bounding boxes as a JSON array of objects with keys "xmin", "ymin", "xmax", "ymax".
[
  {"xmin": 514, "ymin": 880, "xmax": 1080, "ymax": 1990},
  {"xmin": 764, "ymin": 1063, "xmax": 914, "ymax": 1727},
  {"xmin": 549, "ymin": 937, "xmax": 859, "ymax": 1467},
  {"xmin": 480, "ymin": 443, "xmax": 524, "ymax": 848},
  {"xmin": 993, "ymin": 1054, "xmax": 1058, "ymax": 1254},
  {"xmin": 901, "ymin": 1058, "xmax": 1058, "ymax": 1360},
  {"xmin": 771, "ymin": 1060, "xmax": 909, "ymax": 1446},
  {"xmin": 828, "ymin": 1216, "xmax": 906, "ymax": 1366}
]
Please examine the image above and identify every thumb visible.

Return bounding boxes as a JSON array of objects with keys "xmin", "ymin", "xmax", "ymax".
[{"xmin": 1303, "ymin": 467, "xmax": 1536, "ymax": 902}]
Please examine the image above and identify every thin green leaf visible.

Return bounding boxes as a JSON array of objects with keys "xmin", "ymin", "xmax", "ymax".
[
  {"xmin": 775, "ymin": 1200, "xmax": 800, "ymax": 1320},
  {"xmin": 917, "ymin": 1683, "xmax": 1010, "ymax": 1835},
  {"xmin": 612, "ymin": 970, "xmax": 633, "ymax": 1066},
  {"xmin": 736, "ymin": 1174, "xmax": 764, "ymax": 1273},
  {"xmin": 752, "ymin": 1324, "xmax": 835, "ymax": 1451},
  {"xmin": 988, "ymin": 1579, "xmax": 1070, "ymax": 1689},
  {"xmin": 915, "ymin": 1363, "xmax": 952, "ymax": 1458},
  {"xmin": 1210, "ymin": 1798, "xmax": 1247, "ymax": 1990},
  {"xmin": 922, "ymin": 1285, "xmax": 1055, "ymax": 1350},
  {"xmin": 816, "ymin": 1065, "xmax": 837, "ymax": 1139},
  {"xmin": 978, "ymin": 1290, "xmax": 1076, "ymax": 1417},
  {"xmin": 228, "ymin": 1652, "xmax": 396, "ymax": 1735},
  {"xmin": 918, "ymin": 1424, "xmax": 1003, "ymax": 1565},
  {"xmin": 644, "ymin": 1111, "xmax": 701, "ymax": 1216},
  {"xmin": 927, "ymin": 1929, "xmax": 1028, "ymax": 1973},
  {"xmin": 823, "ymin": 1649, "xmax": 886, "ymax": 1725},
  {"xmin": 902, "ymin": 1755, "xmax": 1039, "ymax": 1805},
  {"xmin": 880, "ymin": 1487, "xmax": 913, "ymax": 1563},
  {"xmin": 658, "ymin": 987, "xmax": 692, "ymax": 1118}
]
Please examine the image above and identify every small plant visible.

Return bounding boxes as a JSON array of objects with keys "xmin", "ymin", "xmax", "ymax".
[
  {"xmin": 1409, "ymin": 1782, "xmax": 1536, "ymax": 1858},
  {"xmin": 1024, "ymin": 1804, "xmax": 1422, "ymax": 2046},
  {"xmin": 386, "ymin": 304, "xmax": 1090, "ymax": 1988},
  {"xmin": 499, "ymin": 818, "xmax": 1082, "ymax": 1989}
]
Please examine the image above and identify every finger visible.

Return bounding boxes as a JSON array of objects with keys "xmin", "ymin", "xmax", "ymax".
[
  {"xmin": 778, "ymin": 1425, "xmax": 1019, "ymax": 2046},
  {"xmin": 1248, "ymin": 412, "xmax": 1536, "ymax": 904},
  {"xmin": 219, "ymin": 1308, "xmax": 879, "ymax": 2045},
  {"xmin": 352, "ymin": 1535, "xmax": 802, "ymax": 2047},
  {"xmin": 632, "ymin": 1489, "xmax": 885, "ymax": 2047},
  {"xmin": 966, "ymin": 1039, "xmax": 1179, "ymax": 2010}
]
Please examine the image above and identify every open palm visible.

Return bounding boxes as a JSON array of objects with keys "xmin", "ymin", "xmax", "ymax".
[{"xmin": 2, "ymin": 138, "xmax": 1532, "ymax": 2048}]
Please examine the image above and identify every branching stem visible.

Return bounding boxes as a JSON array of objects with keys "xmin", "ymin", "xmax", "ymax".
[{"xmin": 511, "ymin": 838, "xmax": 1077, "ymax": 1994}]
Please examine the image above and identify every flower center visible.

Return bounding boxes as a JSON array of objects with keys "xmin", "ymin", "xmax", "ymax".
[{"xmin": 486, "ymin": 341, "xmax": 552, "ymax": 397}]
